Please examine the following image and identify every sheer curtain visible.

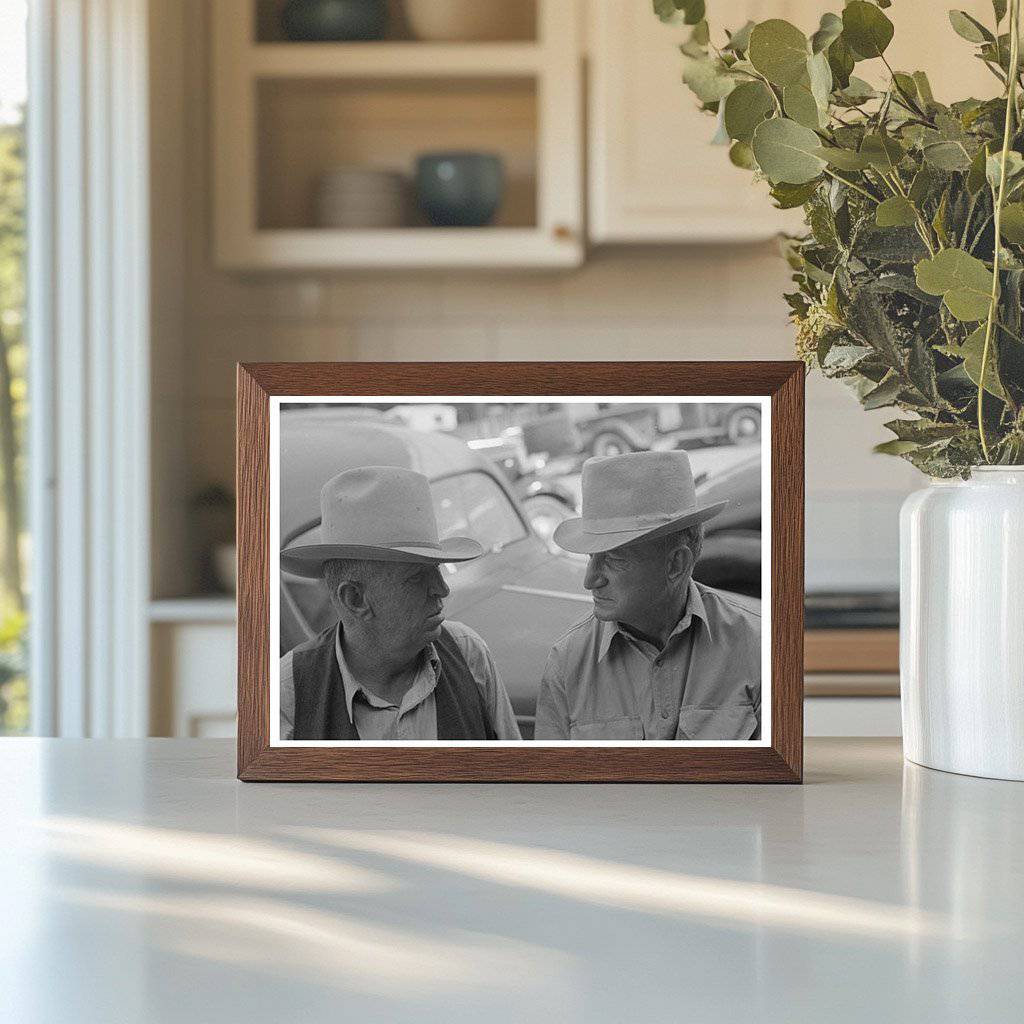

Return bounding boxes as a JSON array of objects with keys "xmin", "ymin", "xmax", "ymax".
[{"xmin": 28, "ymin": 0, "xmax": 150, "ymax": 736}]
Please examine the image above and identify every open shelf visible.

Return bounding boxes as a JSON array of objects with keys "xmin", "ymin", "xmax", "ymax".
[
  {"xmin": 213, "ymin": 0, "xmax": 581, "ymax": 268},
  {"xmin": 249, "ymin": 42, "xmax": 544, "ymax": 77},
  {"xmin": 257, "ymin": 76, "xmax": 537, "ymax": 232},
  {"xmin": 254, "ymin": 0, "xmax": 538, "ymax": 45}
]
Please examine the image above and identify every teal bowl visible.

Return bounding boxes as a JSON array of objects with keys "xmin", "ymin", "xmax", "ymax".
[
  {"xmin": 280, "ymin": 0, "xmax": 388, "ymax": 42},
  {"xmin": 415, "ymin": 152, "xmax": 505, "ymax": 228}
]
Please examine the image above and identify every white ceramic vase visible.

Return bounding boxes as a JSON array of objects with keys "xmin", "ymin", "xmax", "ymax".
[{"xmin": 900, "ymin": 467, "xmax": 1024, "ymax": 781}]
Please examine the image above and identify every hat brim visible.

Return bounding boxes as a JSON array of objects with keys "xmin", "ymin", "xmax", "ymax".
[
  {"xmin": 280, "ymin": 536, "xmax": 483, "ymax": 579},
  {"xmin": 552, "ymin": 501, "xmax": 728, "ymax": 555}
]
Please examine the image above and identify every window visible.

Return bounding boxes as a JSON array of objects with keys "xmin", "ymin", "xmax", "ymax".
[
  {"xmin": 0, "ymin": 1, "xmax": 27, "ymax": 734},
  {"xmin": 431, "ymin": 472, "xmax": 526, "ymax": 554}
]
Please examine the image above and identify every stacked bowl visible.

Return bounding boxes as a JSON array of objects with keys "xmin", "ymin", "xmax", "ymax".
[{"xmin": 314, "ymin": 167, "xmax": 409, "ymax": 228}]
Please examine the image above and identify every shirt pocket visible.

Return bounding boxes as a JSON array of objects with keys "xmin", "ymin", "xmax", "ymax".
[
  {"xmin": 570, "ymin": 716, "xmax": 643, "ymax": 741},
  {"xmin": 676, "ymin": 704, "xmax": 758, "ymax": 741}
]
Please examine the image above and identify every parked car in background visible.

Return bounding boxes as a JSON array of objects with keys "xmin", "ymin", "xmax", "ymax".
[
  {"xmin": 573, "ymin": 402, "xmax": 762, "ymax": 457},
  {"xmin": 690, "ymin": 449, "xmax": 761, "ymax": 598},
  {"xmin": 278, "ymin": 409, "xmax": 761, "ymax": 735}
]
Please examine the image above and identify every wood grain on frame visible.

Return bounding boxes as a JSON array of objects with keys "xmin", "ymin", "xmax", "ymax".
[{"xmin": 237, "ymin": 362, "xmax": 804, "ymax": 782}]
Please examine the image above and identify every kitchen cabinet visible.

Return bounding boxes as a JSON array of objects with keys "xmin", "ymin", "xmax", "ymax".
[
  {"xmin": 211, "ymin": 0, "xmax": 583, "ymax": 269},
  {"xmin": 587, "ymin": 0, "xmax": 999, "ymax": 244}
]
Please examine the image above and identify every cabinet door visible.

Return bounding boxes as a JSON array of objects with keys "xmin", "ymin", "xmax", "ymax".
[
  {"xmin": 588, "ymin": 1, "xmax": 814, "ymax": 243},
  {"xmin": 588, "ymin": 1, "xmax": 1004, "ymax": 244}
]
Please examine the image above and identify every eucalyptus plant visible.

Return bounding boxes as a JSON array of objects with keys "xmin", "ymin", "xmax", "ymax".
[{"xmin": 658, "ymin": 0, "xmax": 1024, "ymax": 475}]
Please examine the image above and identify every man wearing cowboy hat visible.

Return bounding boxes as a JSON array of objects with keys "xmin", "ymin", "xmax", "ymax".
[
  {"xmin": 535, "ymin": 450, "xmax": 761, "ymax": 741},
  {"xmin": 279, "ymin": 465, "xmax": 520, "ymax": 741}
]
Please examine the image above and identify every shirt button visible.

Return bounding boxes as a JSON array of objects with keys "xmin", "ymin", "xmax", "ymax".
[{"xmin": 661, "ymin": 709, "xmax": 669, "ymax": 719}]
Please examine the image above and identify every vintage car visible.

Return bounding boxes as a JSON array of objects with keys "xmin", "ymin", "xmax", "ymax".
[
  {"xmin": 572, "ymin": 403, "xmax": 762, "ymax": 457},
  {"xmin": 279, "ymin": 408, "xmax": 760, "ymax": 736}
]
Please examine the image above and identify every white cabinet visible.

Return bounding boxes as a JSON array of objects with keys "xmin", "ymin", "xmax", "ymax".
[
  {"xmin": 211, "ymin": 0, "xmax": 584, "ymax": 269},
  {"xmin": 588, "ymin": 1, "xmax": 812, "ymax": 243},
  {"xmin": 586, "ymin": 0, "xmax": 999, "ymax": 244}
]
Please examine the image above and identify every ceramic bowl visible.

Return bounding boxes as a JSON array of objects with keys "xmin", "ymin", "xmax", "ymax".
[
  {"xmin": 280, "ymin": 0, "xmax": 388, "ymax": 42},
  {"xmin": 414, "ymin": 152, "xmax": 505, "ymax": 227},
  {"xmin": 314, "ymin": 168, "xmax": 409, "ymax": 228},
  {"xmin": 403, "ymin": 0, "xmax": 534, "ymax": 42}
]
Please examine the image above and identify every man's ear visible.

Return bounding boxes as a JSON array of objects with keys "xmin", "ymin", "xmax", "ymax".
[
  {"xmin": 335, "ymin": 580, "xmax": 370, "ymax": 619},
  {"xmin": 667, "ymin": 539, "xmax": 694, "ymax": 581}
]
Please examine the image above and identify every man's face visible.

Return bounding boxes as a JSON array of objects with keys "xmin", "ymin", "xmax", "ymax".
[
  {"xmin": 583, "ymin": 536, "xmax": 671, "ymax": 628},
  {"xmin": 365, "ymin": 561, "xmax": 451, "ymax": 653}
]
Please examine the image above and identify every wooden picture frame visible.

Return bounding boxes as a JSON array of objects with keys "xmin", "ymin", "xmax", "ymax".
[{"xmin": 237, "ymin": 362, "xmax": 804, "ymax": 782}]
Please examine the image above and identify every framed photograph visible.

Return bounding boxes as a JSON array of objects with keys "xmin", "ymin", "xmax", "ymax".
[{"xmin": 237, "ymin": 362, "xmax": 804, "ymax": 782}]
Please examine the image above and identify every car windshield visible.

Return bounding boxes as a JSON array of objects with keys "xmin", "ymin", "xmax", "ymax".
[{"xmin": 431, "ymin": 471, "xmax": 527, "ymax": 553}]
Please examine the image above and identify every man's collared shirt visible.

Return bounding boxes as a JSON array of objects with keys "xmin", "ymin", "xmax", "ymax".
[
  {"xmin": 279, "ymin": 619, "xmax": 521, "ymax": 741},
  {"xmin": 534, "ymin": 580, "xmax": 761, "ymax": 741}
]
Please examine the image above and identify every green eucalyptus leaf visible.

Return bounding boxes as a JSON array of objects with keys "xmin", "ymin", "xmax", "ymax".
[
  {"xmin": 827, "ymin": 36, "xmax": 855, "ymax": 90},
  {"xmin": 874, "ymin": 439, "xmax": 921, "ymax": 455},
  {"xmin": 681, "ymin": 0, "xmax": 705, "ymax": 25},
  {"xmin": 862, "ymin": 374, "xmax": 903, "ymax": 409},
  {"xmin": 915, "ymin": 249, "xmax": 994, "ymax": 321},
  {"xmin": 770, "ymin": 179, "xmax": 821, "ymax": 208},
  {"xmin": 909, "ymin": 165, "xmax": 936, "ymax": 205},
  {"xmin": 875, "ymin": 196, "xmax": 918, "ymax": 228},
  {"xmin": 724, "ymin": 20, "xmax": 756, "ymax": 53},
  {"xmin": 835, "ymin": 76, "xmax": 878, "ymax": 105},
  {"xmin": 993, "ymin": 0, "xmax": 1008, "ymax": 24},
  {"xmin": 814, "ymin": 145, "xmax": 872, "ymax": 170},
  {"xmin": 885, "ymin": 418, "xmax": 963, "ymax": 443},
  {"xmin": 654, "ymin": 0, "xmax": 705, "ymax": 25},
  {"xmin": 653, "ymin": 0, "xmax": 677, "ymax": 23},
  {"xmin": 728, "ymin": 140, "xmax": 758, "ymax": 169},
  {"xmin": 783, "ymin": 83, "xmax": 823, "ymax": 128},
  {"xmin": 986, "ymin": 150, "xmax": 1024, "ymax": 190},
  {"xmin": 923, "ymin": 141, "xmax": 973, "ymax": 171},
  {"xmin": 807, "ymin": 51, "xmax": 833, "ymax": 111},
  {"xmin": 748, "ymin": 19, "xmax": 810, "ymax": 87},
  {"xmin": 892, "ymin": 72, "xmax": 919, "ymax": 101},
  {"xmin": 948, "ymin": 10, "xmax": 993, "ymax": 44},
  {"xmin": 681, "ymin": 55, "xmax": 737, "ymax": 103},
  {"xmin": 842, "ymin": 1, "xmax": 894, "ymax": 60},
  {"xmin": 967, "ymin": 142, "xmax": 993, "ymax": 193},
  {"xmin": 752, "ymin": 116, "xmax": 827, "ymax": 184},
  {"xmin": 723, "ymin": 81, "xmax": 775, "ymax": 143},
  {"xmin": 959, "ymin": 324, "xmax": 1007, "ymax": 398},
  {"xmin": 861, "ymin": 133, "xmax": 905, "ymax": 172},
  {"xmin": 690, "ymin": 20, "xmax": 711, "ymax": 46},
  {"xmin": 999, "ymin": 202, "xmax": 1024, "ymax": 242},
  {"xmin": 810, "ymin": 12, "xmax": 843, "ymax": 54},
  {"xmin": 912, "ymin": 71, "xmax": 935, "ymax": 105}
]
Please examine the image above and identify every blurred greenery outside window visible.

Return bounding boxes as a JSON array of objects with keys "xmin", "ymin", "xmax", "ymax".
[{"xmin": 0, "ymin": 2, "xmax": 28, "ymax": 734}]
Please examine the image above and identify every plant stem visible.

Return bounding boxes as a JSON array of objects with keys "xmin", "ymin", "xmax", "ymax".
[
  {"xmin": 821, "ymin": 167, "xmax": 879, "ymax": 203},
  {"xmin": 880, "ymin": 54, "xmax": 929, "ymax": 119},
  {"xmin": 979, "ymin": 0, "xmax": 1021, "ymax": 462}
]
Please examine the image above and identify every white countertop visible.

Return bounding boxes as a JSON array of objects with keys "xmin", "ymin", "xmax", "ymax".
[{"xmin": 2, "ymin": 738, "xmax": 1021, "ymax": 1023}]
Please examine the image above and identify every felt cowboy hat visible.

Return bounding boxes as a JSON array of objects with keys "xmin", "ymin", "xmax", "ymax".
[
  {"xmin": 553, "ymin": 450, "xmax": 727, "ymax": 555},
  {"xmin": 280, "ymin": 465, "xmax": 483, "ymax": 578}
]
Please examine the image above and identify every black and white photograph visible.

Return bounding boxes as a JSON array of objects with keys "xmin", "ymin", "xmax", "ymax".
[{"xmin": 271, "ymin": 397, "xmax": 770, "ymax": 745}]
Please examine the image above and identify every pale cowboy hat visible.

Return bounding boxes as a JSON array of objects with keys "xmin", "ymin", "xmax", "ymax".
[
  {"xmin": 553, "ymin": 450, "xmax": 727, "ymax": 555},
  {"xmin": 280, "ymin": 465, "xmax": 483, "ymax": 578}
]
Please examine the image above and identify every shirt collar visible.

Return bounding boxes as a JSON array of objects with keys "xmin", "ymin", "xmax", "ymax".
[
  {"xmin": 597, "ymin": 579, "xmax": 712, "ymax": 661},
  {"xmin": 335, "ymin": 624, "xmax": 440, "ymax": 720}
]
